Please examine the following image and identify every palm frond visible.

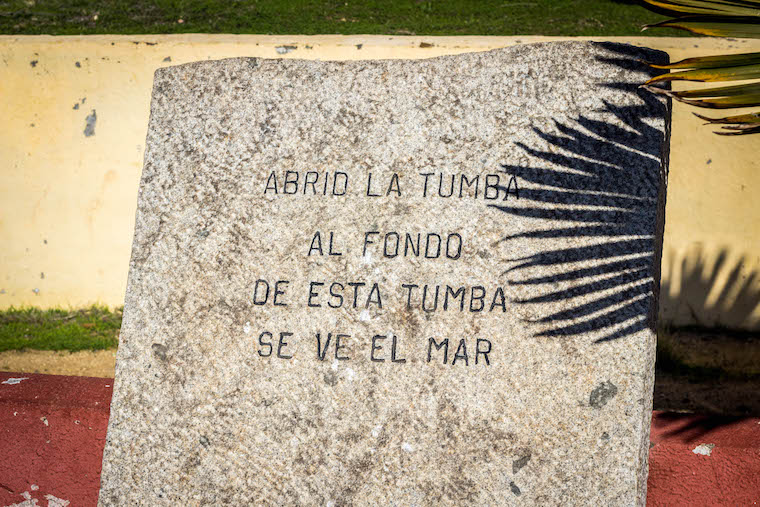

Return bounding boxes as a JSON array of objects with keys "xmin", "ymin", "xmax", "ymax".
[
  {"xmin": 641, "ymin": 0, "xmax": 760, "ymax": 135},
  {"xmin": 642, "ymin": 0, "xmax": 760, "ymax": 17},
  {"xmin": 644, "ymin": 17, "xmax": 760, "ymax": 37},
  {"xmin": 650, "ymin": 51, "xmax": 760, "ymax": 69}
]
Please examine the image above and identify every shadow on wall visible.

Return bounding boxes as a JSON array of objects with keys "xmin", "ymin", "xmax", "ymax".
[
  {"xmin": 494, "ymin": 42, "xmax": 668, "ymax": 343},
  {"xmin": 660, "ymin": 246, "xmax": 760, "ymax": 331}
]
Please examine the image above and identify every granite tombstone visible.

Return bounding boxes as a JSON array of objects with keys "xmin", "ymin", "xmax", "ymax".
[{"xmin": 99, "ymin": 41, "xmax": 670, "ymax": 505}]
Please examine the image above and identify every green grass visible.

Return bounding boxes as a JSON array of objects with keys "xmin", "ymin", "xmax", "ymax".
[
  {"xmin": 0, "ymin": 306, "xmax": 121, "ymax": 352},
  {"xmin": 0, "ymin": 0, "xmax": 684, "ymax": 36}
]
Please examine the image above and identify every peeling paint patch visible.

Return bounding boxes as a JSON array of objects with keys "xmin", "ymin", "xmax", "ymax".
[
  {"xmin": 2, "ymin": 377, "xmax": 29, "ymax": 385},
  {"xmin": 8, "ymin": 490, "xmax": 35, "ymax": 506},
  {"xmin": 275, "ymin": 45, "xmax": 297, "ymax": 55},
  {"xmin": 84, "ymin": 110, "xmax": 97, "ymax": 137},
  {"xmin": 46, "ymin": 494, "xmax": 71, "ymax": 507},
  {"xmin": 693, "ymin": 443, "xmax": 715, "ymax": 456},
  {"xmin": 41, "ymin": 416, "xmax": 49, "ymax": 426}
]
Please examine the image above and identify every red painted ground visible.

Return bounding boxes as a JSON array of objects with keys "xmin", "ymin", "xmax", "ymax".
[
  {"xmin": 1, "ymin": 371, "xmax": 758, "ymax": 506},
  {"xmin": 649, "ymin": 412, "xmax": 760, "ymax": 506},
  {"xmin": 0, "ymin": 373, "xmax": 112, "ymax": 506}
]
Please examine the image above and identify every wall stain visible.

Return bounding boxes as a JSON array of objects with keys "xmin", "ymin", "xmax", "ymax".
[
  {"xmin": 84, "ymin": 110, "xmax": 97, "ymax": 137},
  {"xmin": 275, "ymin": 45, "xmax": 297, "ymax": 55}
]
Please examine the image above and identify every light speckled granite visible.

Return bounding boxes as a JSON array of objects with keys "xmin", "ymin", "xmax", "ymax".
[{"xmin": 99, "ymin": 42, "xmax": 670, "ymax": 506}]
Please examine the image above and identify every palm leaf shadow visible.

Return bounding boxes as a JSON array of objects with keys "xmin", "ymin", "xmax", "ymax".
[{"xmin": 493, "ymin": 43, "xmax": 670, "ymax": 343}]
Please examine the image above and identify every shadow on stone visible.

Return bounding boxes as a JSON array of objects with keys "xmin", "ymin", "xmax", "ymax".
[{"xmin": 494, "ymin": 42, "xmax": 669, "ymax": 343}]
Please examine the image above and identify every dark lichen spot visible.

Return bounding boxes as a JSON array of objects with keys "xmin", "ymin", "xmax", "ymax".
[
  {"xmin": 512, "ymin": 451, "xmax": 531, "ymax": 473},
  {"xmin": 324, "ymin": 371, "xmax": 338, "ymax": 387},
  {"xmin": 356, "ymin": 44, "xmax": 363, "ymax": 50},
  {"xmin": 151, "ymin": 343, "xmax": 168, "ymax": 361},
  {"xmin": 419, "ymin": 42, "xmax": 434, "ymax": 48},
  {"xmin": 84, "ymin": 110, "xmax": 97, "ymax": 137},
  {"xmin": 707, "ymin": 159, "xmax": 712, "ymax": 165},
  {"xmin": 75, "ymin": 61, "xmax": 81, "ymax": 68},
  {"xmin": 43, "ymin": 239, "xmax": 47, "ymax": 244},
  {"xmin": 199, "ymin": 435, "xmax": 210, "ymax": 448},
  {"xmin": 30, "ymin": 60, "xmax": 38, "ymax": 67},
  {"xmin": 509, "ymin": 481, "xmax": 521, "ymax": 496},
  {"xmin": 73, "ymin": 103, "xmax": 79, "ymax": 110},
  {"xmin": 590, "ymin": 381, "xmax": 618, "ymax": 409},
  {"xmin": 163, "ymin": 56, "xmax": 171, "ymax": 62}
]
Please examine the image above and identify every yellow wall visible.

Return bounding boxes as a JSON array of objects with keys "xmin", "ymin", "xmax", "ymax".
[{"xmin": 1, "ymin": 35, "xmax": 759, "ymax": 330}]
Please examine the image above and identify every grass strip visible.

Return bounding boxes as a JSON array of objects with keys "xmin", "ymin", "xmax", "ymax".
[
  {"xmin": 0, "ymin": 0, "xmax": 683, "ymax": 37},
  {"xmin": 0, "ymin": 306, "xmax": 121, "ymax": 352}
]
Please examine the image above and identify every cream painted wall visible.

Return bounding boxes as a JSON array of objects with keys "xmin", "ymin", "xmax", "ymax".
[{"xmin": 1, "ymin": 35, "xmax": 758, "ymax": 329}]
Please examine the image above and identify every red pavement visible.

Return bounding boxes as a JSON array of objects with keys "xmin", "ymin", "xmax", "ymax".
[{"xmin": 1, "ymin": 371, "xmax": 758, "ymax": 506}]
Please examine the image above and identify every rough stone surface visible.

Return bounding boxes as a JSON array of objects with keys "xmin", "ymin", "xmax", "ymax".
[{"xmin": 99, "ymin": 42, "xmax": 670, "ymax": 506}]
